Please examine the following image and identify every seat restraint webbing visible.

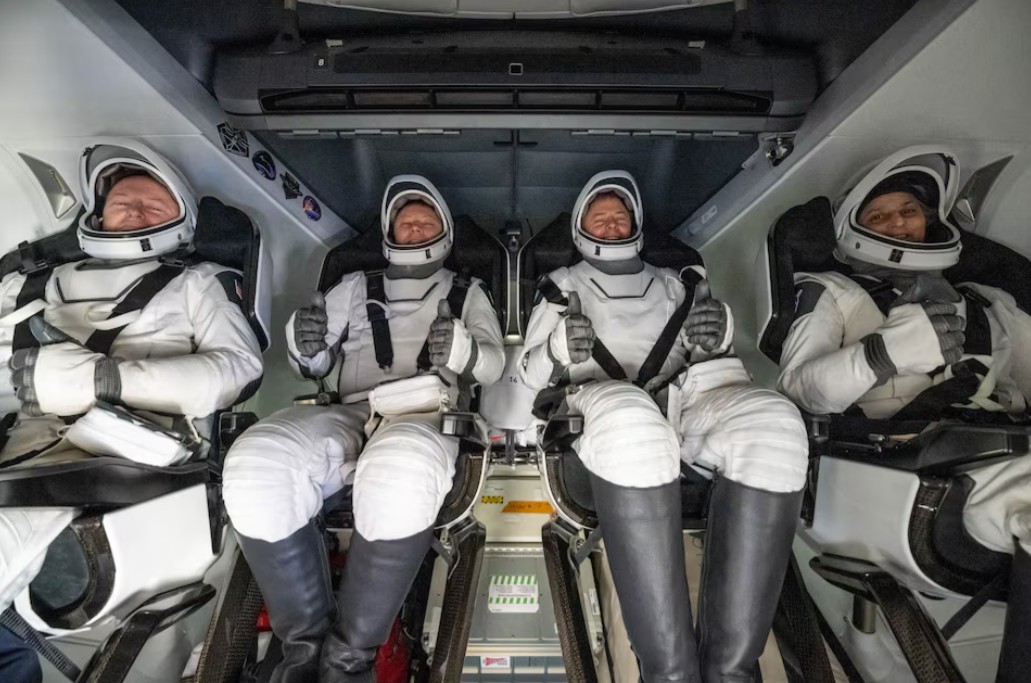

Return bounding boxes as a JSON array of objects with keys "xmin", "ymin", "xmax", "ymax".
[
  {"xmin": 11, "ymin": 269, "xmax": 52, "ymax": 352},
  {"xmin": 365, "ymin": 271, "xmax": 393, "ymax": 370},
  {"xmin": 85, "ymin": 263, "xmax": 185, "ymax": 356},
  {"xmin": 537, "ymin": 268, "xmax": 701, "ymax": 388}
]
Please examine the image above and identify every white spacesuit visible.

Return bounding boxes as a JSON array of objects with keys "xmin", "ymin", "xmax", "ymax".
[
  {"xmin": 520, "ymin": 171, "xmax": 808, "ymax": 683},
  {"xmin": 221, "ymin": 175, "xmax": 504, "ymax": 683},
  {"xmin": 0, "ymin": 139, "xmax": 263, "ymax": 615},
  {"xmin": 777, "ymin": 146, "xmax": 1031, "ymax": 682}
]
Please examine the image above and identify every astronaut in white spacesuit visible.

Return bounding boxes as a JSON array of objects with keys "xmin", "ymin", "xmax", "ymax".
[
  {"xmin": 520, "ymin": 171, "xmax": 808, "ymax": 683},
  {"xmin": 222, "ymin": 175, "xmax": 504, "ymax": 683},
  {"xmin": 0, "ymin": 139, "xmax": 264, "ymax": 616},
  {"xmin": 777, "ymin": 146, "xmax": 1031, "ymax": 682}
]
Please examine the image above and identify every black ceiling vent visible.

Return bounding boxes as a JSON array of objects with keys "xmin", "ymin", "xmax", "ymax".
[{"xmin": 215, "ymin": 31, "xmax": 815, "ymax": 132}]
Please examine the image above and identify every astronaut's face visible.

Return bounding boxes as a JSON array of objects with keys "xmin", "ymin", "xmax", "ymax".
[
  {"xmin": 101, "ymin": 176, "xmax": 180, "ymax": 232},
  {"xmin": 582, "ymin": 193, "xmax": 633, "ymax": 240},
  {"xmin": 858, "ymin": 191, "xmax": 928, "ymax": 243},
  {"xmin": 392, "ymin": 201, "xmax": 443, "ymax": 245}
]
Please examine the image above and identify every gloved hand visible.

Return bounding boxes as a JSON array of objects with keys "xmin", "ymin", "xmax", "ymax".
[
  {"xmin": 548, "ymin": 291, "xmax": 595, "ymax": 365},
  {"xmin": 683, "ymin": 281, "xmax": 733, "ymax": 355},
  {"xmin": 428, "ymin": 299, "xmax": 476, "ymax": 373},
  {"xmin": 294, "ymin": 292, "xmax": 329, "ymax": 359},
  {"xmin": 9, "ymin": 319, "xmax": 114, "ymax": 417},
  {"xmin": 862, "ymin": 280, "xmax": 966, "ymax": 383}
]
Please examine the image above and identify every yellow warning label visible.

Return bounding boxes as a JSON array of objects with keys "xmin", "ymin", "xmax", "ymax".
[
  {"xmin": 481, "ymin": 495, "xmax": 504, "ymax": 504},
  {"xmin": 501, "ymin": 501, "xmax": 554, "ymax": 514}
]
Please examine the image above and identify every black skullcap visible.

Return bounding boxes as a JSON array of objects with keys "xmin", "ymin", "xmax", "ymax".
[{"xmin": 857, "ymin": 171, "xmax": 940, "ymax": 218}]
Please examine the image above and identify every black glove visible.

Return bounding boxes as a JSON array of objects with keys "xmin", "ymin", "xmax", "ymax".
[
  {"xmin": 294, "ymin": 292, "xmax": 329, "ymax": 358},
  {"xmin": 548, "ymin": 291, "xmax": 595, "ymax": 365},
  {"xmin": 683, "ymin": 281, "xmax": 730, "ymax": 354}
]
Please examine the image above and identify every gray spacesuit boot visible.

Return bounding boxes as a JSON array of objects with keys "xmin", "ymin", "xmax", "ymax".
[
  {"xmin": 591, "ymin": 473, "xmax": 702, "ymax": 683},
  {"xmin": 236, "ymin": 520, "xmax": 334, "ymax": 683},
  {"xmin": 319, "ymin": 527, "xmax": 434, "ymax": 682},
  {"xmin": 696, "ymin": 477, "xmax": 803, "ymax": 683},
  {"xmin": 996, "ymin": 542, "xmax": 1031, "ymax": 683}
]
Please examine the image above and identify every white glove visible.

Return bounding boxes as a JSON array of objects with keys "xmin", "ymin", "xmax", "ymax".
[
  {"xmin": 548, "ymin": 291, "xmax": 595, "ymax": 366},
  {"xmin": 9, "ymin": 320, "xmax": 109, "ymax": 417},
  {"xmin": 427, "ymin": 300, "xmax": 476, "ymax": 374},
  {"xmin": 863, "ymin": 299, "xmax": 965, "ymax": 382}
]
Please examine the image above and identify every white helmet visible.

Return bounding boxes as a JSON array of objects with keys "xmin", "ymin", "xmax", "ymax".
[
  {"xmin": 834, "ymin": 145, "xmax": 962, "ymax": 271},
  {"xmin": 380, "ymin": 175, "xmax": 453, "ymax": 267},
  {"xmin": 78, "ymin": 139, "xmax": 197, "ymax": 260},
  {"xmin": 571, "ymin": 170, "xmax": 644, "ymax": 262}
]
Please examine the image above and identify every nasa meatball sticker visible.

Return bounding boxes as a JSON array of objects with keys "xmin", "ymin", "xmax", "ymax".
[
  {"xmin": 252, "ymin": 151, "xmax": 277, "ymax": 180},
  {"xmin": 303, "ymin": 195, "xmax": 322, "ymax": 221},
  {"xmin": 217, "ymin": 122, "xmax": 250, "ymax": 157}
]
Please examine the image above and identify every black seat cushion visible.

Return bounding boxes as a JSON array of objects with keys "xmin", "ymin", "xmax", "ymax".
[{"xmin": 0, "ymin": 458, "xmax": 210, "ymax": 509}]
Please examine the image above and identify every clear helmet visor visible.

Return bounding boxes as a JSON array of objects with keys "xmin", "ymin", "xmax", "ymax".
[
  {"xmin": 379, "ymin": 175, "xmax": 454, "ymax": 266},
  {"xmin": 834, "ymin": 146, "xmax": 962, "ymax": 271},
  {"xmin": 571, "ymin": 170, "xmax": 644, "ymax": 262},
  {"xmin": 77, "ymin": 139, "xmax": 198, "ymax": 259}
]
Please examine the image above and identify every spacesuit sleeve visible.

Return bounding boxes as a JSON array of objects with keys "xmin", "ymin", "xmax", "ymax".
[
  {"xmin": 116, "ymin": 268, "xmax": 264, "ymax": 416},
  {"xmin": 518, "ymin": 296, "xmax": 566, "ymax": 392},
  {"xmin": 460, "ymin": 282, "xmax": 505, "ymax": 385},
  {"xmin": 777, "ymin": 280, "xmax": 882, "ymax": 414},
  {"xmin": 980, "ymin": 285, "xmax": 1031, "ymax": 403},
  {"xmin": 284, "ymin": 277, "xmax": 354, "ymax": 380}
]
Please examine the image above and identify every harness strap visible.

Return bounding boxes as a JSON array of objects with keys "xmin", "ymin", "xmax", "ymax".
[
  {"xmin": 11, "ymin": 268, "xmax": 52, "ymax": 352},
  {"xmin": 365, "ymin": 271, "xmax": 393, "ymax": 370},
  {"xmin": 416, "ymin": 273, "xmax": 473, "ymax": 372},
  {"xmin": 892, "ymin": 359, "xmax": 991, "ymax": 421},
  {"xmin": 1, "ymin": 607, "xmax": 82, "ymax": 681},
  {"xmin": 85, "ymin": 263, "xmax": 185, "ymax": 355}
]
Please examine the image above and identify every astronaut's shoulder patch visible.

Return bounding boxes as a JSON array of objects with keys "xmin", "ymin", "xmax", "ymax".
[
  {"xmin": 215, "ymin": 269, "xmax": 245, "ymax": 307},
  {"xmin": 793, "ymin": 280, "xmax": 827, "ymax": 317}
]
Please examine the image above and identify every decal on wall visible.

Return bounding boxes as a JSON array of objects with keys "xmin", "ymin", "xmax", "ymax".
[
  {"xmin": 252, "ymin": 151, "xmax": 276, "ymax": 180},
  {"xmin": 303, "ymin": 195, "xmax": 322, "ymax": 221},
  {"xmin": 282, "ymin": 172, "xmax": 301, "ymax": 200},
  {"xmin": 217, "ymin": 122, "xmax": 250, "ymax": 157}
]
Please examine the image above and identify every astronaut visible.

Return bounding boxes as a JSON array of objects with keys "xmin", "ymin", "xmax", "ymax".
[
  {"xmin": 520, "ymin": 171, "xmax": 808, "ymax": 683},
  {"xmin": 777, "ymin": 146, "xmax": 1031, "ymax": 682},
  {"xmin": 0, "ymin": 139, "xmax": 264, "ymax": 614},
  {"xmin": 221, "ymin": 175, "xmax": 504, "ymax": 683}
]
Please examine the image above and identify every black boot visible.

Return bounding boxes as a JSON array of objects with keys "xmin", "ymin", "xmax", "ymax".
[
  {"xmin": 697, "ymin": 478, "xmax": 803, "ymax": 683},
  {"xmin": 591, "ymin": 474, "xmax": 701, "ymax": 683},
  {"xmin": 997, "ymin": 542, "xmax": 1031, "ymax": 683},
  {"xmin": 236, "ymin": 521, "xmax": 334, "ymax": 683},
  {"xmin": 320, "ymin": 528, "xmax": 434, "ymax": 682}
]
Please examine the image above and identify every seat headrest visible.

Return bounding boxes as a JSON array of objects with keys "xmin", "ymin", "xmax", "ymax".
[{"xmin": 946, "ymin": 229, "xmax": 1031, "ymax": 314}]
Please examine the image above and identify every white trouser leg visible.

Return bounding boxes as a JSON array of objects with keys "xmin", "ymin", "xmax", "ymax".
[
  {"xmin": 964, "ymin": 456, "xmax": 1031, "ymax": 555},
  {"xmin": 0, "ymin": 507, "xmax": 77, "ymax": 613},
  {"xmin": 223, "ymin": 404, "xmax": 367, "ymax": 543},
  {"xmin": 678, "ymin": 377, "xmax": 808, "ymax": 493},
  {"xmin": 353, "ymin": 413, "xmax": 459, "ymax": 542},
  {"xmin": 566, "ymin": 380, "xmax": 681, "ymax": 488}
]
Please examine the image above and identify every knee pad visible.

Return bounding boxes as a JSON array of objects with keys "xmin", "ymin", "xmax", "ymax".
[
  {"xmin": 570, "ymin": 381, "xmax": 680, "ymax": 488},
  {"xmin": 686, "ymin": 387, "xmax": 807, "ymax": 493},
  {"xmin": 222, "ymin": 411, "xmax": 330, "ymax": 543},
  {"xmin": 353, "ymin": 419, "xmax": 458, "ymax": 541}
]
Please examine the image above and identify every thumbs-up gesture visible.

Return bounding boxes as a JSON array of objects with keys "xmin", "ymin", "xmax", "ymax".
[
  {"xmin": 428, "ymin": 298, "xmax": 475, "ymax": 373},
  {"xmin": 683, "ymin": 280, "xmax": 732, "ymax": 354},
  {"xmin": 294, "ymin": 292, "xmax": 329, "ymax": 358},
  {"xmin": 548, "ymin": 291, "xmax": 595, "ymax": 366}
]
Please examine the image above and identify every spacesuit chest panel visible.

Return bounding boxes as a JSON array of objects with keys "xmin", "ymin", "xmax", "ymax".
[
  {"xmin": 339, "ymin": 270, "xmax": 454, "ymax": 393},
  {"xmin": 564, "ymin": 262, "xmax": 681, "ymax": 382},
  {"xmin": 42, "ymin": 260, "xmax": 193, "ymax": 357}
]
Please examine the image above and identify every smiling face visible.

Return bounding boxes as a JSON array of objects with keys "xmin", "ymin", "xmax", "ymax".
[
  {"xmin": 392, "ymin": 201, "xmax": 443, "ymax": 245},
  {"xmin": 100, "ymin": 175, "xmax": 180, "ymax": 232},
  {"xmin": 581, "ymin": 192, "xmax": 633, "ymax": 241},
  {"xmin": 857, "ymin": 191, "xmax": 928, "ymax": 243}
]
